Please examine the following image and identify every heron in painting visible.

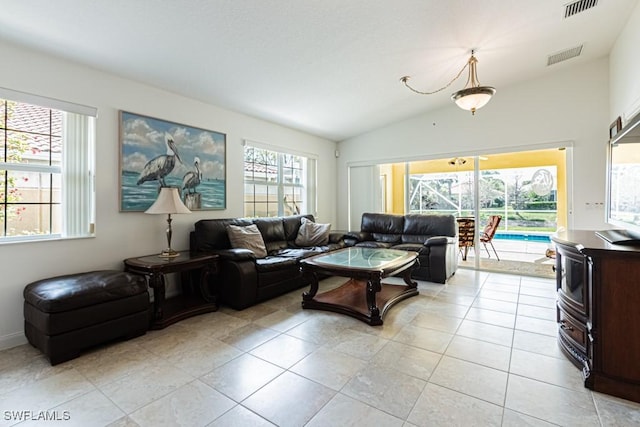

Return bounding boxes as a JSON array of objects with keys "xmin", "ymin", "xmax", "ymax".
[
  {"xmin": 137, "ymin": 133, "xmax": 182, "ymax": 187},
  {"xmin": 182, "ymin": 157, "xmax": 201, "ymax": 195}
]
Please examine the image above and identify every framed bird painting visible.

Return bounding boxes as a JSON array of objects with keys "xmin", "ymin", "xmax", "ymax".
[{"xmin": 119, "ymin": 111, "xmax": 226, "ymax": 211}]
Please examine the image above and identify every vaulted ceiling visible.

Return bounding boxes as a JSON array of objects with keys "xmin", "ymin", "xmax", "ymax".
[{"xmin": 0, "ymin": 0, "xmax": 637, "ymax": 141}]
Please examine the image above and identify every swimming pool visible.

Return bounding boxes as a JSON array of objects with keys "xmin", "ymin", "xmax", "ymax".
[{"xmin": 494, "ymin": 232, "xmax": 551, "ymax": 243}]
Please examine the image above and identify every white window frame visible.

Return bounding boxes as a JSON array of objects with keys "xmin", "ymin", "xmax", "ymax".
[
  {"xmin": 243, "ymin": 140, "xmax": 317, "ymax": 218},
  {"xmin": 0, "ymin": 87, "xmax": 96, "ymax": 243}
]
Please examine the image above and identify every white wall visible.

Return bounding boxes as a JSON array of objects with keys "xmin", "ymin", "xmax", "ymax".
[
  {"xmin": 336, "ymin": 57, "xmax": 610, "ymax": 232},
  {"xmin": 0, "ymin": 40, "xmax": 337, "ymax": 349},
  {"xmin": 610, "ymin": 0, "xmax": 640, "ymax": 123},
  {"xmin": 348, "ymin": 165, "xmax": 382, "ymax": 230}
]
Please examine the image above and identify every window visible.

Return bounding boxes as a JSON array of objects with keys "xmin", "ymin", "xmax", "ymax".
[
  {"xmin": 0, "ymin": 88, "xmax": 96, "ymax": 242},
  {"xmin": 243, "ymin": 143, "xmax": 316, "ymax": 217}
]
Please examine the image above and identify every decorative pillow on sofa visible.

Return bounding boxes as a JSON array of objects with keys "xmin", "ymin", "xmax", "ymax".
[
  {"xmin": 226, "ymin": 224, "xmax": 268, "ymax": 258},
  {"xmin": 295, "ymin": 217, "xmax": 331, "ymax": 247}
]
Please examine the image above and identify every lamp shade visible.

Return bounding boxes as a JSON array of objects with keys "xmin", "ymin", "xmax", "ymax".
[{"xmin": 145, "ymin": 187, "xmax": 191, "ymax": 215}]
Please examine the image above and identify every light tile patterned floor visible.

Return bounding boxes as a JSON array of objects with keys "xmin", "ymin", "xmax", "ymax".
[
  {"xmin": 459, "ymin": 239, "xmax": 556, "ymax": 278},
  {"xmin": 2, "ymin": 269, "xmax": 640, "ymax": 426}
]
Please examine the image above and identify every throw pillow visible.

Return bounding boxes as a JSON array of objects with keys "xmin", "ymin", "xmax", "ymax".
[
  {"xmin": 295, "ymin": 217, "xmax": 331, "ymax": 247},
  {"xmin": 226, "ymin": 224, "xmax": 268, "ymax": 258}
]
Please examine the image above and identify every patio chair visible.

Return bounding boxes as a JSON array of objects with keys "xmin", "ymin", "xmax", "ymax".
[
  {"xmin": 480, "ymin": 215, "xmax": 502, "ymax": 261},
  {"xmin": 456, "ymin": 217, "xmax": 475, "ymax": 261}
]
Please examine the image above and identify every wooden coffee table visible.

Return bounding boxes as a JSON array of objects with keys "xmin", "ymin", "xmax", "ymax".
[{"xmin": 300, "ymin": 247, "xmax": 419, "ymax": 325}]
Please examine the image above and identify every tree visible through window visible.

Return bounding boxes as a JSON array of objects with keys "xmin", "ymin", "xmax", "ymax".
[
  {"xmin": 0, "ymin": 93, "xmax": 95, "ymax": 241},
  {"xmin": 409, "ymin": 166, "xmax": 557, "ymax": 231},
  {"xmin": 243, "ymin": 145, "xmax": 310, "ymax": 217}
]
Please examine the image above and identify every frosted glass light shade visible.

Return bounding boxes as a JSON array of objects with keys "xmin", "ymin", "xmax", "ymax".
[{"xmin": 452, "ymin": 86, "xmax": 496, "ymax": 114}]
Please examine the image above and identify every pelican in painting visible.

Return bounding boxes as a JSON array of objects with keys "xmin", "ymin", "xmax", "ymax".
[
  {"xmin": 137, "ymin": 133, "xmax": 182, "ymax": 187},
  {"xmin": 182, "ymin": 157, "xmax": 202, "ymax": 195}
]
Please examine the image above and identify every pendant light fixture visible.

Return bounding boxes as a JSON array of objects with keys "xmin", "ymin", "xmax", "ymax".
[{"xmin": 400, "ymin": 50, "xmax": 496, "ymax": 115}]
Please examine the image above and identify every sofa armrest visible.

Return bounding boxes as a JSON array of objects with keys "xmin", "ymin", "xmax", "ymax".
[
  {"xmin": 214, "ymin": 248, "xmax": 257, "ymax": 262},
  {"xmin": 424, "ymin": 236, "xmax": 448, "ymax": 247},
  {"xmin": 422, "ymin": 236, "xmax": 458, "ymax": 283}
]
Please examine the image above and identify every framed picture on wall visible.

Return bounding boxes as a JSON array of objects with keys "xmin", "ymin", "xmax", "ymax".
[
  {"xmin": 609, "ymin": 116, "xmax": 622, "ymax": 140},
  {"xmin": 119, "ymin": 111, "xmax": 226, "ymax": 211}
]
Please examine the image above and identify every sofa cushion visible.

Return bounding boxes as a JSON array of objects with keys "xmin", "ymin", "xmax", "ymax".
[
  {"xmin": 272, "ymin": 247, "xmax": 323, "ymax": 259},
  {"xmin": 255, "ymin": 256, "xmax": 298, "ymax": 272},
  {"xmin": 253, "ymin": 217, "xmax": 288, "ymax": 253},
  {"xmin": 372, "ymin": 233, "xmax": 402, "ymax": 244},
  {"xmin": 361, "ymin": 212, "xmax": 403, "ymax": 244},
  {"xmin": 227, "ymin": 224, "xmax": 268, "ymax": 258},
  {"xmin": 194, "ymin": 218, "xmax": 252, "ymax": 251},
  {"xmin": 283, "ymin": 214, "xmax": 314, "ymax": 241},
  {"xmin": 362, "ymin": 212, "xmax": 404, "ymax": 233},
  {"xmin": 253, "ymin": 217, "xmax": 286, "ymax": 241},
  {"xmin": 295, "ymin": 217, "xmax": 331, "ymax": 247},
  {"xmin": 355, "ymin": 241, "xmax": 393, "ymax": 249},
  {"xmin": 402, "ymin": 214, "xmax": 456, "ymax": 244}
]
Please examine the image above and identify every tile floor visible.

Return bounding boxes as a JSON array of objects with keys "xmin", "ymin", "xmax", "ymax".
[
  {"xmin": 2, "ymin": 269, "xmax": 640, "ymax": 426},
  {"xmin": 458, "ymin": 239, "xmax": 556, "ymax": 278}
]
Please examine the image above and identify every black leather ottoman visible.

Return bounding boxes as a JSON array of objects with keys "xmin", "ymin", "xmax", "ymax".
[{"xmin": 23, "ymin": 270, "xmax": 150, "ymax": 365}]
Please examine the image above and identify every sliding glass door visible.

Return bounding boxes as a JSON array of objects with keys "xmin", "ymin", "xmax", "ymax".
[
  {"xmin": 347, "ymin": 147, "xmax": 568, "ymax": 276},
  {"xmin": 408, "ymin": 158, "xmax": 475, "ymax": 217}
]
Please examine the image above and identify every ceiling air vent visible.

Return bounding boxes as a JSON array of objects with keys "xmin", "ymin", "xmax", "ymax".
[
  {"xmin": 564, "ymin": 0, "xmax": 598, "ymax": 18},
  {"xmin": 547, "ymin": 45, "xmax": 583, "ymax": 66}
]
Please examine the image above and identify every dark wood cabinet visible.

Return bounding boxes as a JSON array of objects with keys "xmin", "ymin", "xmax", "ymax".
[
  {"xmin": 554, "ymin": 240, "xmax": 591, "ymax": 378},
  {"xmin": 552, "ymin": 230, "xmax": 640, "ymax": 403}
]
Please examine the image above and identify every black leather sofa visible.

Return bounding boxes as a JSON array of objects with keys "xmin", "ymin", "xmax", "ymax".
[
  {"xmin": 345, "ymin": 212, "xmax": 458, "ymax": 283},
  {"xmin": 190, "ymin": 214, "xmax": 345, "ymax": 310}
]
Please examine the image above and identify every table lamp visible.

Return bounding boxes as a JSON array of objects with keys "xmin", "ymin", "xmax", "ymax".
[{"xmin": 145, "ymin": 187, "xmax": 191, "ymax": 257}]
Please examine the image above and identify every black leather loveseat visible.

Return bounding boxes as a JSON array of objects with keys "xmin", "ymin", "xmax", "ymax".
[
  {"xmin": 345, "ymin": 212, "xmax": 458, "ymax": 283},
  {"xmin": 190, "ymin": 214, "xmax": 345, "ymax": 309}
]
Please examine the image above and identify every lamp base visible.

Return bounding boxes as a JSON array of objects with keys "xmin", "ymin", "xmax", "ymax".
[{"xmin": 158, "ymin": 249, "xmax": 180, "ymax": 258}]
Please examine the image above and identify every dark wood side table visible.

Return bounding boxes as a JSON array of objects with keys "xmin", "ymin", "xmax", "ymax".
[{"xmin": 123, "ymin": 251, "xmax": 219, "ymax": 329}]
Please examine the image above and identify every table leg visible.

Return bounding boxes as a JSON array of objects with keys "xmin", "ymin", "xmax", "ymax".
[
  {"xmin": 367, "ymin": 275, "xmax": 382, "ymax": 324},
  {"xmin": 402, "ymin": 262, "xmax": 418, "ymax": 288},
  {"xmin": 302, "ymin": 271, "xmax": 319, "ymax": 302},
  {"xmin": 148, "ymin": 272, "xmax": 165, "ymax": 321}
]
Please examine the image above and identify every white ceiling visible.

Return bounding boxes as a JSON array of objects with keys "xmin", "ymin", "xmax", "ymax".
[{"xmin": 0, "ymin": 0, "xmax": 637, "ymax": 141}]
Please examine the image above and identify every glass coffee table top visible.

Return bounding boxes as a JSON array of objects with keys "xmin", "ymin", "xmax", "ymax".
[{"xmin": 303, "ymin": 247, "xmax": 416, "ymax": 271}]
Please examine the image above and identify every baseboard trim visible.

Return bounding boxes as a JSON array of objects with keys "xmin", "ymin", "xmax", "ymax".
[{"xmin": 0, "ymin": 331, "xmax": 28, "ymax": 350}]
